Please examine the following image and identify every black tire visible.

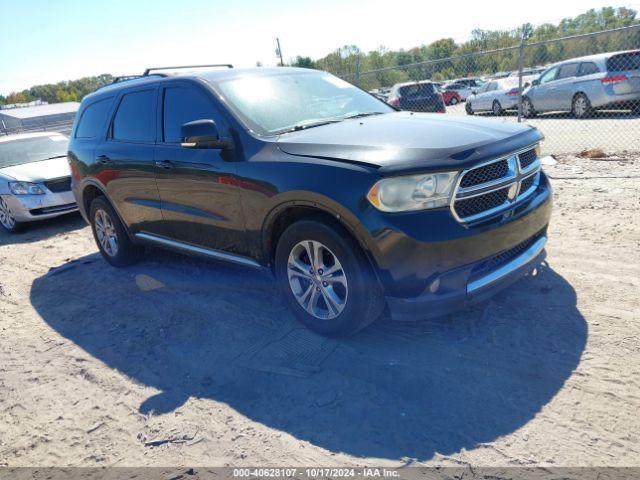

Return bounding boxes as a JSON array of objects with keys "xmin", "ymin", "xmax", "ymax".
[
  {"xmin": 450, "ymin": 96, "xmax": 459, "ymax": 105},
  {"xmin": 89, "ymin": 196, "xmax": 140, "ymax": 267},
  {"xmin": 492, "ymin": 100, "xmax": 503, "ymax": 116},
  {"xmin": 465, "ymin": 101, "xmax": 474, "ymax": 115},
  {"xmin": 522, "ymin": 97, "xmax": 536, "ymax": 118},
  {"xmin": 572, "ymin": 93, "xmax": 593, "ymax": 119},
  {"xmin": 0, "ymin": 197, "xmax": 23, "ymax": 233},
  {"xmin": 275, "ymin": 219, "xmax": 384, "ymax": 336},
  {"xmin": 632, "ymin": 103, "xmax": 640, "ymax": 116}
]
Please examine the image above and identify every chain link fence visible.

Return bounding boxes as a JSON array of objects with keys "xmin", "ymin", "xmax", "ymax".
[
  {"xmin": 0, "ymin": 119, "xmax": 73, "ymax": 138},
  {"xmin": 341, "ymin": 25, "xmax": 640, "ymax": 155}
]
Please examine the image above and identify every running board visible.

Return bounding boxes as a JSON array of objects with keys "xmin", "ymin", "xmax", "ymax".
[{"xmin": 134, "ymin": 232, "xmax": 262, "ymax": 268}]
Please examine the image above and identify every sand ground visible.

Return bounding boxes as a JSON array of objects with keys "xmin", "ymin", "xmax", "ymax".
[{"xmin": 1, "ymin": 155, "xmax": 639, "ymax": 467}]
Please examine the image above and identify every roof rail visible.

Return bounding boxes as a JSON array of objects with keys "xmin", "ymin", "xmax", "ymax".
[
  {"xmin": 143, "ymin": 64, "xmax": 234, "ymax": 76},
  {"xmin": 111, "ymin": 75, "xmax": 145, "ymax": 84}
]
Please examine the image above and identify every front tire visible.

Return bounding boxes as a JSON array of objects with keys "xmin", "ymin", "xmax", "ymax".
[
  {"xmin": 275, "ymin": 219, "xmax": 384, "ymax": 336},
  {"xmin": 450, "ymin": 96, "xmax": 458, "ymax": 105},
  {"xmin": 465, "ymin": 101, "xmax": 474, "ymax": 115},
  {"xmin": 89, "ymin": 196, "xmax": 140, "ymax": 267},
  {"xmin": 0, "ymin": 197, "xmax": 22, "ymax": 233}
]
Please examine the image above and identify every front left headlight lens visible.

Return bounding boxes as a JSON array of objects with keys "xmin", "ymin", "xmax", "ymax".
[
  {"xmin": 367, "ymin": 172, "xmax": 458, "ymax": 212},
  {"xmin": 9, "ymin": 181, "xmax": 46, "ymax": 195}
]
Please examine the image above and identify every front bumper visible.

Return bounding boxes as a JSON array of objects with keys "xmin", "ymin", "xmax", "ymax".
[
  {"xmin": 2, "ymin": 192, "xmax": 78, "ymax": 222},
  {"xmin": 385, "ymin": 234, "xmax": 547, "ymax": 321}
]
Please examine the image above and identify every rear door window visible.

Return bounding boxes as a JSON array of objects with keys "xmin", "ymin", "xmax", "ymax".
[
  {"xmin": 606, "ymin": 52, "xmax": 640, "ymax": 72},
  {"xmin": 162, "ymin": 86, "xmax": 219, "ymax": 144},
  {"xmin": 579, "ymin": 62, "xmax": 600, "ymax": 76},
  {"xmin": 418, "ymin": 83, "xmax": 435, "ymax": 95},
  {"xmin": 75, "ymin": 98, "xmax": 112, "ymax": 139},
  {"xmin": 558, "ymin": 63, "xmax": 579, "ymax": 79},
  {"xmin": 111, "ymin": 90, "xmax": 156, "ymax": 143}
]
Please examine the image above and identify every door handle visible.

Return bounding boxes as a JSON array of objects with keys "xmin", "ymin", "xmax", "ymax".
[
  {"xmin": 155, "ymin": 160, "xmax": 174, "ymax": 170},
  {"xmin": 96, "ymin": 155, "xmax": 111, "ymax": 164}
]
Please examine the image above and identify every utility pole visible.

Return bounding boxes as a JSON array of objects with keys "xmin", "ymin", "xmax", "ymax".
[{"xmin": 276, "ymin": 38, "xmax": 284, "ymax": 66}]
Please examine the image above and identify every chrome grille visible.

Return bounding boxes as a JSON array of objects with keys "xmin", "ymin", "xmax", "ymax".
[
  {"xmin": 451, "ymin": 144, "xmax": 541, "ymax": 223},
  {"xmin": 518, "ymin": 149, "xmax": 537, "ymax": 170},
  {"xmin": 454, "ymin": 188, "xmax": 509, "ymax": 219},
  {"xmin": 459, "ymin": 160, "xmax": 509, "ymax": 188}
]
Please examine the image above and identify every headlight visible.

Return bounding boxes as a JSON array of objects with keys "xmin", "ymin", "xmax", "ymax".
[
  {"xmin": 367, "ymin": 172, "xmax": 458, "ymax": 212},
  {"xmin": 9, "ymin": 181, "xmax": 46, "ymax": 195}
]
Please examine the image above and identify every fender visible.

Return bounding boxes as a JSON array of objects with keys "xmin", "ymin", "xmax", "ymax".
[
  {"xmin": 261, "ymin": 192, "xmax": 381, "ymax": 271},
  {"xmin": 78, "ymin": 178, "xmax": 135, "ymax": 241}
]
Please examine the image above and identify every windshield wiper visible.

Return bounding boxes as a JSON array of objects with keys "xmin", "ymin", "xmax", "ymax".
[
  {"xmin": 342, "ymin": 112, "xmax": 385, "ymax": 119},
  {"xmin": 44, "ymin": 155, "xmax": 67, "ymax": 160},
  {"xmin": 277, "ymin": 119, "xmax": 343, "ymax": 134},
  {"xmin": 277, "ymin": 112, "xmax": 386, "ymax": 134}
]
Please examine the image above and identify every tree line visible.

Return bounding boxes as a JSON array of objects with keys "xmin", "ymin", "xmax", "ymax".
[
  {"xmin": 292, "ymin": 6, "xmax": 640, "ymax": 91},
  {"xmin": 1, "ymin": 74, "xmax": 114, "ymax": 107},
  {"xmin": 1, "ymin": 6, "xmax": 638, "ymax": 106}
]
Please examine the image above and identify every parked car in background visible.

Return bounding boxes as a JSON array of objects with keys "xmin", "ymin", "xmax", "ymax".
[
  {"xmin": 0, "ymin": 132, "xmax": 77, "ymax": 232},
  {"xmin": 509, "ymin": 67, "xmax": 546, "ymax": 77},
  {"xmin": 522, "ymin": 49, "xmax": 640, "ymax": 118},
  {"xmin": 466, "ymin": 76, "xmax": 536, "ymax": 115},
  {"xmin": 69, "ymin": 65, "xmax": 551, "ymax": 336},
  {"xmin": 387, "ymin": 80, "xmax": 446, "ymax": 112},
  {"xmin": 439, "ymin": 87, "xmax": 462, "ymax": 106},
  {"xmin": 442, "ymin": 78, "xmax": 485, "ymax": 101}
]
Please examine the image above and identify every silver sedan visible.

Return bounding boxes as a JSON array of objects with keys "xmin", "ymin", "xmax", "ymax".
[
  {"xmin": 466, "ymin": 76, "xmax": 536, "ymax": 116},
  {"xmin": 0, "ymin": 132, "xmax": 77, "ymax": 233}
]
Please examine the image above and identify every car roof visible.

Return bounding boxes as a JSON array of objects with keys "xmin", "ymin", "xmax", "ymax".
[
  {"xmin": 0, "ymin": 131, "xmax": 65, "ymax": 144},
  {"xmin": 83, "ymin": 67, "xmax": 320, "ymax": 102},
  {"xmin": 392, "ymin": 79, "xmax": 436, "ymax": 88},
  {"xmin": 548, "ymin": 49, "xmax": 640, "ymax": 69}
]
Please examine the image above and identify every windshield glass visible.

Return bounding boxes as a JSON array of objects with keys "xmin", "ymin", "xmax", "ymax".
[
  {"xmin": 212, "ymin": 72, "xmax": 393, "ymax": 135},
  {"xmin": 0, "ymin": 135, "xmax": 68, "ymax": 169}
]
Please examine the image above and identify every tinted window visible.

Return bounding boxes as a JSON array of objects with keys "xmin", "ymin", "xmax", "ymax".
[
  {"xmin": 163, "ymin": 86, "xmax": 217, "ymax": 143},
  {"xmin": 579, "ymin": 62, "xmax": 600, "ymax": 76},
  {"xmin": 76, "ymin": 98, "xmax": 111, "ymax": 138},
  {"xmin": 112, "ymin": 90, "xmax": 156, "ymax": 142},
  {"xmin": 558, "ymin": 63, "xmax": 579, "ymax": 79},
  {"xmin": 488, "ymin": 82, "xmax": 498, "ymax": 91},
  {"xmin": 607, "ymin": 52, "xmax": 640, "ymax": 71}
]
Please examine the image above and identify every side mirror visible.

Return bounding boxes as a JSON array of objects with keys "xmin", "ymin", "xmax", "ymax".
[
  {"xmin": 471, "ymin": 90, "xmax": 478, "ymax": 95},
  {"xmin": 181, "ymin": 119, "xmax": 228, "ymax": 149},
  {"xmin": 531, "ymin": 79, "xmax": 540, "ymax": 87}
]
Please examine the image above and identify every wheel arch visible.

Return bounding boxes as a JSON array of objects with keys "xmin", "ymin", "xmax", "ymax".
[
  {"xmin": 80, "ymin": 181, "xmax": 134, "ymax": 240},
  {"xmin": 261, "ymin": 198, "xmax": 381, "ymax": 280}
]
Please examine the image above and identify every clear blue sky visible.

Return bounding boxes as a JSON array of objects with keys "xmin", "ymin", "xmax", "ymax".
[{"xmin": 0, "ymin": 0, "xmax": 635, "ymax": 94}]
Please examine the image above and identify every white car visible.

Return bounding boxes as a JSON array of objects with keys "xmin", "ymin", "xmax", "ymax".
[
  {"xmin": 466, "ymin": 76, "xmax": 537, "ymax": 115},
  {"xmin": 0, "ymin": 132, "xmax": 77, "ymax": 233}
]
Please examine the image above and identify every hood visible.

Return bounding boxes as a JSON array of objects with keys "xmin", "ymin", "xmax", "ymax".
[
  {"xmin": 276, "ymin": 112, "xmax": 542, "ymax": 174},
  {"xmin": 0, "ymin": 156, "xmax": 71, "ymax": 182}
]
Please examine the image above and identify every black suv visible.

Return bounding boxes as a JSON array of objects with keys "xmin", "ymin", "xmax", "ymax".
[{"xmin": 69, "ymin": 65, "xmax": 552, "ymax": 336}]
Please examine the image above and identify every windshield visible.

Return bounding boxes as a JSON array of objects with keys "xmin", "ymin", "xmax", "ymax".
[
  {"xmin": 0, "ymin": 135, "xmax": 68, "ymax": 169},
  {"xmin": 212, "ymin": 72, "xmax": 393, "ymax": 135}
]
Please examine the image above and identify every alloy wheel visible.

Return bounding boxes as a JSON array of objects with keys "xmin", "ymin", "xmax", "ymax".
[
  {"xmin": 94, "ymin": 209, "xmax": 119, "ymax": 257},
  {"xmin": 0, "ymin": 198, "xmax": 16, "ymax": 230},
  {"xmin": 287, "ymin": 240, "xmax": 348, "ymax": 320},
  {"xmin": 573, "ymin": 96, "xmax": 588, "ymax": 118}
]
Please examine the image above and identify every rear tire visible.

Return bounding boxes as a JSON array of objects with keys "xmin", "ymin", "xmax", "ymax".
[
  {"xmin": 522, "ymin": 97, "xmax": 536, "ymax": 118},
  {"xmin": 572, "ymin": 93, "xmax": 593, "ymax": 119},
  {"xmin": 450, "ymin": 96, "xmax": 459, "ymax": 105},
  {"xmin": 89, "ymin": 196, "xmax": 141, "ymax": 267},
  {"xmin": 492, "ymin": 100, "xmax": 503, "ymax": 116},
  {"xmin": 275, "ymin": 219, "xmax": 384, "ymax": 336},
  {"xmin": 0, "ymin": 197, "xmax": 23, "ymax": 233}
]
